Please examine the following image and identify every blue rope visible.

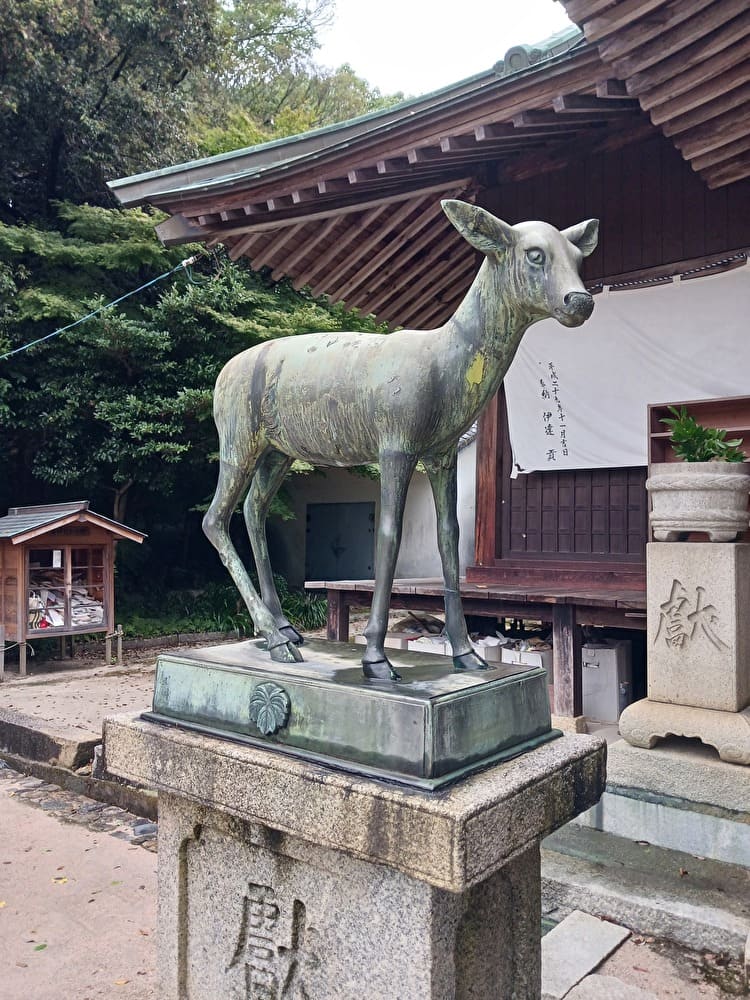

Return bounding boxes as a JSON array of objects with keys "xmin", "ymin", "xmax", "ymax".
[{"xmin": 0, "ymin": 255, "xmax": 200, "ymax": 362}]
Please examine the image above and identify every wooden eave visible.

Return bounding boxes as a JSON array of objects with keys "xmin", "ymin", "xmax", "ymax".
[
  {"xmin": 112, "ymin": 36, "xmax": 662, "ymax": 328},
  {"xmin": 561, "ymin": 0, "xmax": 750, "ymax": 189}
]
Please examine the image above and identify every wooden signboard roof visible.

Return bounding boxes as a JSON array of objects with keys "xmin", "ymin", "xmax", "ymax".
[
  {"xmin": 0, "ymin": 502, "xmax": 146, "ymax": 545},
  {"xmin": 110, "ymin": 2, "xmax": 750, "ymax": 329}
]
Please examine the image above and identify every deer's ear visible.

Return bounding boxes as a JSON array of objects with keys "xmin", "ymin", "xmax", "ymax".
[
  {"xmin": 562, "ymin": 219, "xmax": 599, "ymax": 257},
  {"xmin": 442, "ymin": 200, "xmax": 515, "ymax": 256}
]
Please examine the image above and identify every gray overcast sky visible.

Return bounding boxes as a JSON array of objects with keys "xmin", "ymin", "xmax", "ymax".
[{"xmin": 316, "ymin": 0, "xmax": 575, "ymax": 96}]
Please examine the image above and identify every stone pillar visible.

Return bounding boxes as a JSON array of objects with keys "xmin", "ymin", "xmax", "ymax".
[
  {"xmin": 620, "ymin": 542, "xmax": 750, "ymax": 764},
  {"xmin": 104, "ymin": 715, "xmax": 605, "ymax": 1000}
]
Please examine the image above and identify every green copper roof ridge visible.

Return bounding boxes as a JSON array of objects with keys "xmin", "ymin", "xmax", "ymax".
[{"xmin": 109, "ymin": 24, "xmax": 583, "ymax": 196}]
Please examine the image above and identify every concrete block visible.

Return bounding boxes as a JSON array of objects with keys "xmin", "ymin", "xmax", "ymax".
[
  {"xmin": 104, "ymin": 713, "xmax": 606, "ymax": 1000},
  {"xmin": 541, "ymin": 909, "xmax": 630, "ymax": 999},
  {"xmin": 646, "ymin": 542, "xmax": 750, "ymax": 712}
]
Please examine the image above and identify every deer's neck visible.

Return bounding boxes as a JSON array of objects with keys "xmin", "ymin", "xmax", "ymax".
[{"xmin": 435, "ymin": 259, "xmax": 533, "ymax": 430}]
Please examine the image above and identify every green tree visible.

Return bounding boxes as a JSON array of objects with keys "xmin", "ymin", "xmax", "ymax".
[
  {"xmin": 0, "ymin": 203, "xmax": 386, "ymax": 527},
  {"xmin": 0, "ymin": 0, "xmax": 226, "ymax": 220}
]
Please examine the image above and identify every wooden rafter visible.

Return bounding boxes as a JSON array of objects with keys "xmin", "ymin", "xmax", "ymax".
[
  {"xmin": 292, "ymin": 205, "xmax": 389, "ymax": 290},
  {"xmin": 629, "ymin": 18, "xmax": 750, "ymax": 106},
  {"xmin": 270, "ymin": 215, "xmax": 341, "ymax": 280},
  {"xmin": 662, "ymin": 79, "xmax": 750, "ymax": 136},
  {"xmin": 248, "ymin": 224, "xmax": 305, "ymax": 270},
  {"xmin": 673, "ymin": 104, "xmax": 750, "ymax": 159},
  {"xmin": 332, "ymin": 199, "xmax": 449, "ymax": 302}
]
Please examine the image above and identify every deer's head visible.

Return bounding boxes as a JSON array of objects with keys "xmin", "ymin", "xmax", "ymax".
[{"xmin": 442, "ymin": 200, "xmax": 598, "ymax": 328}]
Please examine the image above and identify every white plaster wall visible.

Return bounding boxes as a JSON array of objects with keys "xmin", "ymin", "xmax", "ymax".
[
  {"xmin": 395, "ymin": 441, "xmax": 477, "ymax": 578},
  {"xmin": 271, "ymin": 442, "xmax": 477, "ymax": 585}
]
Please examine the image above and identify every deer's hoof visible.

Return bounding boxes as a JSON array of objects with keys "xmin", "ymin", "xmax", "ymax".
[
  {"xmin": 269, "ymin": 639, "xmax": 304, "ymax": 663},
  {"xmin": 453, "ymin": 651, "xmax": 489, "ymax": 672},
  {"xmin": 279, "ymin": 624, "xmax": 304, "ymax": 646},
  {"xmin": 362, "ymin": 657, "xmax": 401, "ymax": 682}
]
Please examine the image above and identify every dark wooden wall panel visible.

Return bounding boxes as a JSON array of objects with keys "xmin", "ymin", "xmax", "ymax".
[{"xmin": 487, "ymin": 133, "xmax": 750, "ymax": 284}]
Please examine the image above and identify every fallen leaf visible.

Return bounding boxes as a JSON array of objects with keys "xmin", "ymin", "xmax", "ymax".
[
  {"xmin": 15, "ymin": 963, "xmax": 27, "ymax": 968},
  {"xmin": 114, "ymin": 978, "xmax": 130, "ymax": 986},
  {"xmin": 52, "ymin": 877, "xmax": 68, "ymax": 885},
  {"xmin": 111, "ymin": 880, "xmax": 122, "ymax": 886},
  {"xmin": 33, "ymin": 944, "xmax": 47, "ymax": 952},
  {"xmin": 0, "ymin": 901, "xmax": 6, "ymax": 908},
  {"xmin": 138, "ymin": 929, "xmax": 150, "ymax": 936}
]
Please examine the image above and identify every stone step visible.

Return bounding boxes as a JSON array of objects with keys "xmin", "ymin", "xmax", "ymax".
[{"xmin": 542, "ymin": 822, "xmax": 750, "ymax": 959}]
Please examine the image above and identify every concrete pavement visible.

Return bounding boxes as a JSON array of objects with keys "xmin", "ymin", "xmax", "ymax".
[{"xmin": 0, "ymin": 762, "xmax": 157, "ymax": 1000}]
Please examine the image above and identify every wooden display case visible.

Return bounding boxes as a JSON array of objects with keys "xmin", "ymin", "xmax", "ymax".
[{"xmin": 0, "ymin": 501, "xmax": 145, "ymax": 675}]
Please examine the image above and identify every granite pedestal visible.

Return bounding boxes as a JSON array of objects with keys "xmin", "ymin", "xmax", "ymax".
[
  {"xmin": 104, "ymin": 715, "xmax": 605, "ymax": 1000},
  {"xmin": 620, "ymin": 542, "xmax": 750, "ymax": 764}
]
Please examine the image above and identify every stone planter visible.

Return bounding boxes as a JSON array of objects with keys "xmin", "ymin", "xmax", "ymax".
[{"xmin": 646, "ymin": 461, "xmax": 750, "ymax": 541}]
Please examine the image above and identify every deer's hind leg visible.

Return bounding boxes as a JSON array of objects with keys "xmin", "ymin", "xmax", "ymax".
[
  {"xmin": 243, "ymin": 448, "xmax": 303, "ymax": 646},
  {"xmin": 203, "ymin": 456, "xmax": 303, "ymax": 664}
]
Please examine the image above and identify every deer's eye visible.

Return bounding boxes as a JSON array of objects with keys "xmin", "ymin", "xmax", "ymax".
[{"xmin": 526, "ymin": 248, "xmax": 545, "ymax": 265}]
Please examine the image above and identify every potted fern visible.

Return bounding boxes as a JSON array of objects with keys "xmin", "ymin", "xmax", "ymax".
[{"xmin": 647, "ymin": 406, "xmax": 750, "ymax": 541}]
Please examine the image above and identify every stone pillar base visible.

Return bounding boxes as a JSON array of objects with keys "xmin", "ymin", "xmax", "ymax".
[
  {"xmin": 104, "ymin": 714, "xmax": 605, "ymax": 1000},
  {"xmin": 620, "ymin": 699, "xmax": 750, "ymax": 765}
]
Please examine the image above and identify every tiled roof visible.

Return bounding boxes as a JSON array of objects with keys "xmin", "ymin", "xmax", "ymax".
[{"xmin": 0, "ymin": 502, "xmax": 90, "ymax": 539}]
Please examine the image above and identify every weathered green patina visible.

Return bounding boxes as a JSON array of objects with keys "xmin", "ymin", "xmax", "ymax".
[{"xmin": 203, "ymin": 200, "xmax": 598, "ymax": 679}]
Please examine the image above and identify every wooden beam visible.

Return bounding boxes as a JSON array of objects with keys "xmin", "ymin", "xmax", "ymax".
[
  {"xmin": 226, "ymin": 231, "xmax": 265, "ymax": 261},
  {"xmin": 663, "ymin": 80, "xmax": 750, "ymax": 137},
  {"xmin": 501, "ymin": 119, "xmax": 653, "ymax": 182},
  {"xmin": 690, "ymin": 132, "xmax": 750, "ymax": 172},
  {"xmin": 333, "ymin": 198, "xmax": 447, "ymax": 302},
  {"xmin": 673, "ymin": 103, "xmax": 750, "ymax": 159},
  {"xmin": 317, "ymin": 177, "xmax": 351, "ymax": 195},
  {"xmin": 375, "ymin": 239, "xmax": 473, "ymax": 319},
  {"xmin": 270, "ymin": 215, "xmax": 341, "ymax": 280},
  {"xmin": 552, "ymin": 94, "xmax": 639, "ymax": 113},
  {"xmin": 440, "ymin": 134, "xmax": 478, "ymax": 152},
  {"xmin": 266, "ymin": 195, "xmax": 294, "ymax": 211},
  {"xmin": 360, "ymin": 215, "xmax": 456, "ymax": 302},
  {"xmin": 377, "ymin": 156, "xmax": 410, "ymax": 174},
  {"xmin": 512, "ymin": 110, "xmax": 604, "ymax": 129},
  {"xmin": 407, "ymin": 146, "xmax": 443, "ymax": 164},
  {"xmin": 247, "ymin": 224, "xmax": 305, "ymax": 269},
  {"xmin": 395, "ymin": 255, "xmax": 475, "ymax": 328},
  {"xmin": 597, "ymin": 0, "xmax": 724, "ymax": 61},
  {"xmin": 582, "ymin": 0, "xmax": 668, "ymax": 44},
  {"xmin": 648, "ymin": 56, "xmax": 750, "ymax": 123},
  {"xmin": 194, "ymin": 178, "xmax": 473, "ymax": 240},
  {"xmin": 293, "ymin": 205, "xmax": 388, "ymax": 290},
  {"xmin": 552, "ymin": 604, "xmax": 583, "ymax": 718},
  {"xmin": 595, "ymin": 78, "xmax": 629, "ymax": 98},
  {"xmin": 313, "ymin": 196, "xmax": 432, "ymax": 300},
  {"xmin": 630, "ymin": 17, "xmax": 750, "ymax": 105},
  {"xmin": 702, "ymin": 149, "xmax": 750, "ymax": 189},
  {"xmin": 609, "ymin": 0, "xmax": 750, "ymax": 80},
  {"xmin": 564, "ymin": 0, "xmax": 619, "ymax": 27},
  {"xmin": 347, "ymin": 166, "xmax": 379, "ymax": 184}
]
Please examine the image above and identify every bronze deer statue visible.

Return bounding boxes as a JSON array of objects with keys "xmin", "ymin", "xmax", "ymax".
[{"xmin": 203, "ymin": 200, "xmax": 598, "ymax": 679}]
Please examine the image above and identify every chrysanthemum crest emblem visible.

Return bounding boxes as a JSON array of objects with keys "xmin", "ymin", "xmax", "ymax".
[{"xmin": 249, "ymin": 682, "xmax": 290, "ymax": 735}]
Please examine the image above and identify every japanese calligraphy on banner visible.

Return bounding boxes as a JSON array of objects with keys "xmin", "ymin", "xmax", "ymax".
[{"xmin": 503, "ymin": 262, "xmax": 750, "ymax": 475}]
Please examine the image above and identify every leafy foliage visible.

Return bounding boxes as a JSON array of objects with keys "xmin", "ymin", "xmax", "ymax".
[
  {"xmin": 661, "ymin": 406, "xmax": 746, "ymax": 463},
  {"xmin": 0, "ymin": 0, "xmax": 226, "ymax": 219}
]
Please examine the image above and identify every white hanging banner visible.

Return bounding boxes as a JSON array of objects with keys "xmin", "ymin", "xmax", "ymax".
[{"xmin": 503, "ymin": 262, "xmax": 750, "ymax": 475}]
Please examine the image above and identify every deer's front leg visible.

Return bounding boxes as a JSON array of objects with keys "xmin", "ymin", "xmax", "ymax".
[
  {"xmin": 423, "ymin": 449, "xmax": 488, "ymax": 672},
  {"xmin": 362, "ymin": 451, "xmax": 417, "ymax": 681}
]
